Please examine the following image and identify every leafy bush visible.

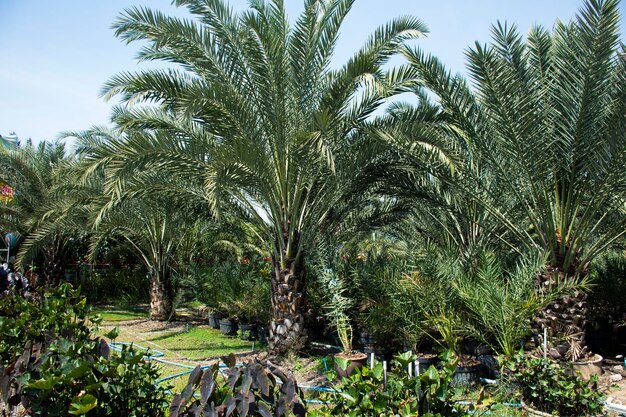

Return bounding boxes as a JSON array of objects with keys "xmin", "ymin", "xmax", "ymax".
[
  {"xmin": 345, "ymin": 260, "xmax": 408, "ymax": 348},
  {"xmin": 2, "ymin": 341, "xmax": 168, "ymax": 416},
  {"xmin": 0, "ymin": 284, "xmax": 169, "ymax": 416},
  {"xmin": 169, "ymin": 354, "xmax": 306, "ymax": 417},
  {"xmin": 0, "ymin": 284, "xmax": 92, "ymax": 365},
  {"xmin": 506, "ymin": 352, "xmax": 604, "ymax": 416},
  {"xmin": 588, "ymin": 250, "xmax": 626, "ymax": 323},
  {"xmin": 312, "ymin": 351, "xmax": 466, "ymax": 417}
]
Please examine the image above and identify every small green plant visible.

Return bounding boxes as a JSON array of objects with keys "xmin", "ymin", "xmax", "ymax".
[
  {"xmin": 506, "ymin": 351, "xmax": 604, "ymax": 416},
  {"xmin": 169, "ymin": 354, "xmax": 307, "ymax": 416},
  {"xmin": 335, "ymin": 313, "xmax": 353, "ymax": 353},
  {"xmin": 312, "ymin": 350, "xmax": 466, "ymax": 417}
]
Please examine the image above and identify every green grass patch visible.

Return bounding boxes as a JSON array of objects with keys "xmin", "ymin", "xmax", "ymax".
[
  {"xmin": 92, "ymin": 307, "xmax": 148, "ymax": 322},
  {"xmin": 148, "ymin": 327, "xmax": 255, "ymax": 360}
]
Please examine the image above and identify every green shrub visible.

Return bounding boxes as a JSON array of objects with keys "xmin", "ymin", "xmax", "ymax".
[
  {"xmin": 312, "ymin": 351, "xmax": 466, "ymax": 417},
  {"xmin": 180, "ymin": 259, "xmax": 271, "ymax": 322},
  {"xmin": 588, "ymin": 250, "xmax": 626, "ymax": 323},
  {"xmin": 0, "ymin": 284, "xmax": 92, "ymax": 366},
  {"xmin": 0, "ymin": 284, "xmax": 169, "ymax": 416},
  {"xmin": 79, "ymin": 267, "xmax": 149, "ymax": 304},
  {"xmin": 506, "ymin": 352, "xmax": 604, "ymax": 416}
]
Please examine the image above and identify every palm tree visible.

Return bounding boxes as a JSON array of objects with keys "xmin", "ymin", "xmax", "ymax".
[
  {"xmin": 96, "ymin": 0, "xmax": 427, "ymax": 353},
  {"xmin": 403, "ymin": 0, "xmax": 626, "ymax": 359},
  {"xmin": 74, "ymin": 127, "xmax": 212, "ymax": 320},
  {"xmin": 90, "ymin": 195, "xmax": 186, "ymax": 320},
  {"xmin": 0, "ymin": 141, "xmax": 73, "ymax": 286}
]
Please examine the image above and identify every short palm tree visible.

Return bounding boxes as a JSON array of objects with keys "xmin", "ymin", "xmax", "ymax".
[
  {"xmin": 90, "ymin": 195, "xmax": 184, "ymax": 320},
  {"xmin": 404, "ymin": 0, "xmax": 626, "ymax": 359},
  {"xmin": 0, "ymin": 142, "xmax": 72, "ymax": 286},
  {"xmin": 97, "ymin": 0, "xmax": 427, "ymax": 353},
  {"xmin": 74, "ymin": 128, "xmax": 212, "ymax": 320}
]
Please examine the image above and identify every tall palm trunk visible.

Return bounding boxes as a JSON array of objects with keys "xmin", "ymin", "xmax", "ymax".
[
  {"xmin": 150, "ymin": 270, "xmax": 174, "ymax": 321},
  {"xmin": 533, "ymin": 265, "xmax": 588, "ymax": 361},
  {"xmin": 268, "ymin": 241, "xmax": 307, "ymax": 355}
]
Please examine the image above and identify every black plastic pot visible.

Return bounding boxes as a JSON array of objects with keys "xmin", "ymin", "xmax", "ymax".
[
  {"xmin": 219, "ymin": 318, "xmax": 238, "ymax": 336},
  {"xmin": 359, "ymin": 332, "xmax": 378, "ymax": 350},
  {"xmin": 359, "ymin": 332, "xmax": 395, "ymax": 369},
  {"xmin": 208, "ymin": 312, "xmax": 222, "ymax": 329},
  {"xmin": 415, "ymin": 354, "xmax": 440, "ymax": 374},
  {"xmin": 240, "ymin": 323, "xmax": 258, "ymax": 341},
  {"xmin": 258, "ymin": 326, "xmax": 269, "ymax": 346},
  {"xmin": 451, "ymin": 361, "xmax": 481, "ymax": 386}
]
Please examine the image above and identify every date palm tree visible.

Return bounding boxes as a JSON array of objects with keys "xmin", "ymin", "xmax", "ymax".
[
  {"xmin": 97, "ymin": 0, "xmax": 427, "ymax": 353},
  {"xmin": 403, "ymin": 0, "xmax": 626, "ymax": 359},
  {"xmin": 73, "ymin": 127, "xmax": 212, "ymax": 320},
  {"xmin": 0, "ymin": 141, "xmax": 72, "ymax": 286}
]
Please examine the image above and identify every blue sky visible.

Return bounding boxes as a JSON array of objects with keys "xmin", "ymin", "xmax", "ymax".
[{"xmin": 1, "ymin": 0, "xmax": 624, "ymax": 145}]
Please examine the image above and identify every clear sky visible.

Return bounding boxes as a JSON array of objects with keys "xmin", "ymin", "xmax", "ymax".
[{"xmin": 1, "ymin": 0, "xmax": 624, "ymax": 145}]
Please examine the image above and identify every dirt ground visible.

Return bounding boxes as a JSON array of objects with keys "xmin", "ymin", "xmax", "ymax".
[{"xmin": 603, "ymin": 359, "xmax": 626, "ymax": 410}]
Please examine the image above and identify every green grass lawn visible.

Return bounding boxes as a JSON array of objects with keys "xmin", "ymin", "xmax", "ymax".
[
  {"xmin": 92, "ymin": 307, "xmax": 148, "ymax": 322},
  {"xmin": 145, "ymin": 326, "xmax": 257, "ymax": 360}
]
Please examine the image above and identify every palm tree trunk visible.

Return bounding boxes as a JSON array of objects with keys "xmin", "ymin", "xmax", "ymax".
[
  {"xmin": 268, "ymin": 248, "xmax": 308, "ymax": 355},
  {"xmin": 150, "ymin": 271, "xmax": 174, "ymax": 321},
  {"xmin": 533, "ymin": 266, "xmax": 588, "ymax": 361},
  {"xmin": 41, "ymin": 239, "xmax": 65, "ymax": 287}
]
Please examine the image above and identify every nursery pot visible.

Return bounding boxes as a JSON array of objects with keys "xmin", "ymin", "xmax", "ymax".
[
  {"xmin": 240, "ymin": 323, "xmax": 258, "ymax": 341},
  {"xmin": 257, "ymin": 326, "xmax": 269, "ymax": 345},
  {"xmin": 569, "ymin": 354, "xmax": 603, "ymax": 380},
  {"xmin": 334, "ymin": 351, "xmax": 368, "ymax": 379},
  {"xmin": 415, "ymin": 354, "xmax": 440, "ymax": 374},
  {"xmin": 451, "ymin": 359, "xmax": 481, "ymax": 386},
  {"xmin": 208, "ymin": 312, "xmax": 222, "ymax": 329},
  {"xmin": 359, "ymin": 332, "xmax": 378, "ymax": 350},
  {"xmin": 219, "ymin": 318, "xmax": 238, "ymax": 336}
]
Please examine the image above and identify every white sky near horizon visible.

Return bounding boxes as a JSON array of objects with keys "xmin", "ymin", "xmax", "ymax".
[{"xmin": 0, "ymin": 0, "xmax": 624, "ymax": 146}]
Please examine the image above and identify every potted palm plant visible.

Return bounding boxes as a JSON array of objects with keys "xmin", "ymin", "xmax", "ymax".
[
  {"xmin": 426, "ymin": 309, "xmax": 481, "ymax": 386},
  {"xmin": 234, "ymin": 275, "xmax": 271, "ymax": 340},
  {"xmin": 333, "ymin": 314, "xmax": 368, "ymax": 379}
]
